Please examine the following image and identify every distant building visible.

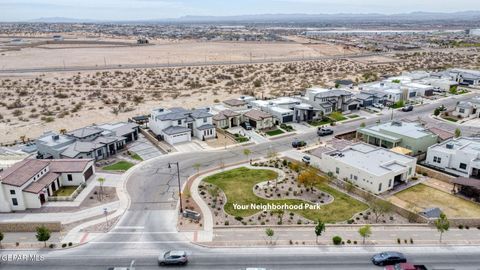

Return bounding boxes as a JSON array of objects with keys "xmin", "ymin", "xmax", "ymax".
[
  {"xmin": 357, "ymin": 121, "xmax": 438, "ymax": 155},
  {"xmin": 137, "ymin": 38, "xmax": 149, "ymax": 44},
  {"xmin": 318, "ymin": 143, "xmax": 417, "ymax": 194},
  {"xmin": 0, "ymin": 159, "xmax": 94, "ymax": 212},
  {"xmin": 52, "ymin": 35, "xmax": 64, "ymax": 41},
  {"xmin": 425, "ymin": 137, "xmax": 480, "ymax": 179}
]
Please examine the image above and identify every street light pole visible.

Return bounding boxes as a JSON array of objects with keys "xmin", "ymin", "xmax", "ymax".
[{"xmin": 168, "ymin": 162, "xmax": 183, "ymax": 213}]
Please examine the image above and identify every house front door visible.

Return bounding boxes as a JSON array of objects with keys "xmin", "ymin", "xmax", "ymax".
[{"xmin": 188, "ymin": 123, "xmax": 194, "ymax": 135}]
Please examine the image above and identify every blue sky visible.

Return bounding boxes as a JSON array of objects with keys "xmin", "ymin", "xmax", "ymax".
[{"xmin": 1, "ymin": 0, "xmax": 480, "ymax": 21}]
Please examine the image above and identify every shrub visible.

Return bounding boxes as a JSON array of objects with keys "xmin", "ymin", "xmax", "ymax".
[
  {"xmin": 49, "ymin": 244, "xmax": 55, "ymax": 249},
  {"xmin": 397, "ymin": 238, "xmax": 401, "ymax": 244},
  {"xmin": 410, "ymin": 238, "xmax": 414, "ymax": 244},
  {"xmin": 332, "ymin": 236, "xmax": 342, "ymax": 245},
  {"xmin": 353, "ymin": 240, "xmax": 357, "ymax": 244},
  {"xmin": 62, "ymin": 243, "xmax": 67, "ymax": 248},
  {"xmin": 346, "ymin": 240, "xmax": 351, "ymax": 244},
  {"xmin": 68, "ymin": 242, "xmax": 73, "ymax": 246},
  {"xmin": 466, "ymin": 226, "xmax": 470, "ymax": 230},
  {"xmin": 459, "ymin": 225, "xmax": 464, "ymax": 229},
  {"xmin": 224, "ymin": 221, "xmax": 229, "ymax": 226}
]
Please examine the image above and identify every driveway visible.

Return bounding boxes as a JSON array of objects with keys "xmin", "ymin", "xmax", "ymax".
[
  {"xmin": 174, "ymin": 140, "xmax": 205, "ymax": 152},
  {"xmin": 127, "ymin": 134, "xmax": 163, "ymax": 160}
]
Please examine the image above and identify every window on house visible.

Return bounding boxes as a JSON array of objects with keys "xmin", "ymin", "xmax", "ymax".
[
  {"xmin": 335, "ymin": 167, "xmax": 339, "ymax": 174},
  {"xmin": 97, "ymin": 149, "xmax": 102, "ymax": 156},
  {"xmin": 12, "ymin": 198, "xmax": 18, "ymax": 206},
  {"xmin": 10, "ymin": 190, "xmax": 15, "ymax": 195},
  {"xmin": 388, "ymin": 179, "xmax": 392, "ymax": 187},
  {"xmin": 203, "ymin": 117, "xmax": 207, "ymax": 123},
  {"xmin": 437, "ymin": 157, "xmax": 441, "ymax": 163},
  {"xmin": 378, "ymin": 183, "xmax": 382, "ymax": 192},
  {"xmin": 459, "ymin": 108, "xmax": 465, "ymax": 113},
  {"xmin": 409, "ymin": 168, "xmax": 412, "ymax": 175},
  {"xmin": 354, "ymin": 175, "xmax": 358, "ymax": 180},
  {"xmin": 67, "ymin": 174, "xmax": 73, "ymax": 181},
  {"xmin": 459, "ymin": 163, "xmax": 467, "ymax": 170},
  {"xmin": 177, "ymin": 120, "xmax": 182, "ymax": 125}
]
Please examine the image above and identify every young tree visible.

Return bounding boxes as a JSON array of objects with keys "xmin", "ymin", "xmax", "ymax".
[
  {"xmin": 97, "ymin": 177, "xmax": 106, "ymax": 201},
  {"xmin": 243, "ymin": 148, "xmax": 252, "ymax": 164},
  {"xmin": 36, "ymin": 226, "xmax": 51, "ymax": 247},
  {"xmin": 265, "ymin": 228, "xmax": 275, "ymax": 244},
  {"xmin": 272, "ymin": 209, "xmax": 285, "ymax": 225},
  {"xmin": 297, "ymin": 168, "xmax": 323, "ymax": 193},
  {"xmin": 358, "ymin": 225, "xmax": 372, "ymax": 244},
  {"xmin": 368, "ymin": 197, "xmax": 392, "ymax": 223},
  {"xmin": 360, "ymin": 122, "xmax": 366, "ymax": 128},
  {"xmin": 0, "ymin": 231, "xmax": 3, "ymax": 248},
  {"xmin": 345, "ymin": 181, "xmax": 355, "ymax": 194},
  {"xmin": 454, "ymin": 128, "xmax": 462, "ymax": 138},
  {"xmin": 315, "ymin": 220, "xmax": 326, "ymax": 244},
  {"xmin": 434, "ymin": 212, "xmax": 450, "ymax": 243}
]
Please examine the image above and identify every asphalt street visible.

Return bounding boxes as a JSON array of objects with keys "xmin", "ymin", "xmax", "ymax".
[{"xmin": 1, "ymin": 92, "xmax": 480, "ymax": 270}]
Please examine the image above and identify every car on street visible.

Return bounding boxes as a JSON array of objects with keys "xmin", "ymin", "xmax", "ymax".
[
  {"xmin": 317, "ymin": 127, "xmax": 334, "ymax": 136},
  {"xmin": 158, "ymin": 251, "xmax": 188, "ymax": 266},
  {"xmin": 241, "ymin": 121, "xmax": 253, "ymax": 130},
  {"xmin": 385, "ymin": 263, "xmax": 428, "ymax": 270},
  {"xmin": 371, "ymin": 251, "xmax": 407, "ymax": 266},
  {"xmin": 373, "ymin": 103, "xmax": 385, "ymax": 109},
  {"xmin": 302, "ymin": 155, "xmax": 311, "ymax": 164},
  {"xmin": 401, "ymin": 105, "xmax": 414, "ymax": 112},
  {"xmin": 292, "ymin": 139, "xmax": 307, "ymax": 148}
]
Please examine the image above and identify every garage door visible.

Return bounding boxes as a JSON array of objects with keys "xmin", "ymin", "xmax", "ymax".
[
  {"xmin": 348, "ymin": 104, "xmax": 358, "ymax": 110},
  {"xmin": 168, "ymin": 133, "xmax": 190, "ymax": 144},
  {"xmin": 83, "ymin": 166, "xmax": 94, "ymax": 180},
  {"xmin": 282, "ymin": 115, "xmax": 293, "ymax": 123}
]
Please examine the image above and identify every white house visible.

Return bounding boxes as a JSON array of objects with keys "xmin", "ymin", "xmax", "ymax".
[
  {"xmin": 452, "ymin": 96, "xmax": 480, "ymax": 119},
  {"xmin": 149, "ymin": 107, "xmax": 216, "ymax": 145},
  {"xmin": 0, "ymin": 159, "xmax": 94, "ymax": 212},
  {"xmin": 302, "ymin": 87, "xmax": 360, "ymax": 114},
  {"xmin": 425, "ymin": 137, "xmax": 480, "ymax": 179},
  {"xmin": 318, "ymin": 143, "xmax": 417, "ymax": 194}
]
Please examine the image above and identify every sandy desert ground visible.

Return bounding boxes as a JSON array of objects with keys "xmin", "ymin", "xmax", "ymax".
[
  {"xmin": 0, "ymin": 40, "xmax": 479, "ymax": 145},
  {"xmin": 0, "ymin": 39, "xmax": 359, "ymax": 70}
]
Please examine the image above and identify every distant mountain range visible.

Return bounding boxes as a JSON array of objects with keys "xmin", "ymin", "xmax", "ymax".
[{"xmin": 27, "ymin": 11, "xmax": 480, "ymax": 24}]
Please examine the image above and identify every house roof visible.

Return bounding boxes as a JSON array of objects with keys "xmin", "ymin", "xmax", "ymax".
[
  {"xmin": 223, "ymin": 99, "xmax": 246, "ymax": 107},
  {"xmin": 24, "ymin": 172, "xmax": 59, "ymax": 194},
  {"xmin": 451, "ymin": 177, "xmax": 480, "ymax": 189},
  {"xmin": 162, "ymin": 126, "xmax": 191, "ymax": 136},
  {"xmin": 213, "ymin": 109, "xmax": 240, "ymax": 121},
  {"xmin": 98, "ymin": 122, "xmax": 138, "ymax": 137},
  {"xmin": 0, "ymin": 159, "xmax": 91, "ymax": 188},
  {"xmin": 67, "ymin": 126, "xmax": 103, "ymax": 139},
  {"xmin": 244, "ymin": 109, "xmax": 273, "ymax": 121},
  {"xmin": 197, "ymin": 124, "xmax": 215, "ymax": 131},
  {"xmin": 153, "ymin": 107, "xmax": 212, "ymax": 121},
  {"xmin": 427, "ymin": 127, "xmax": 454, "ymax": 141}
]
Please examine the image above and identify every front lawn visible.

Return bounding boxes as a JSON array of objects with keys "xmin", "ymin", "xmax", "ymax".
[
  {"xmin": 308, "ymin": 118, "xmax": 332, "ymax": 126},
  {"xmin": 390, "ymin": 184, "xmax": 480, "ymax": 218},
  {"xmin": 233, "ymin": 133, "xmax": 249, "ymax": 143},
  {"xmin": 265, "ymin": 129, "xmax": 285, "ymax": 136},
  {"xmin": 53, "ymin": 186, "xmax": 78, "ymax": 197},
  {"xmin": 103, "ymin": 161, "xmax": 135, "ymax": 171},
  {"xmin": 442, "ymin": 116, "xmax": 458, "ymax": 122},
  {"xmin": 347, "ymin": 114, "xmax": 360, "ymax": 119},
  {"xmin": 329, "ymin": 112, "xmax": 347, "ymax": 122},
  {"xmin": 130, "ymin": 152, "xmax": 143, "ymax": 161},
  {"xmin": 203, "ymin": 167, "xmax": 367, "ymax": 223}
]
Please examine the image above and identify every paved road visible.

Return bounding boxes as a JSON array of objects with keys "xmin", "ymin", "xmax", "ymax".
[{"xmin": 1, "ymin": 93, "xmax": 480, "ymax": 270}]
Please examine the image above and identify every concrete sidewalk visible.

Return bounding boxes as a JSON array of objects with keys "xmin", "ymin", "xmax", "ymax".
[{"xmin": 205, "ymin": 225, "xmax": 480, "ymax": 247}]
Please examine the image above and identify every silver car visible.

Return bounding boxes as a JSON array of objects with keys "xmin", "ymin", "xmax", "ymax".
[{"xmin": 158, "ymin": 250, "xmax": 188, "ymax": 266}]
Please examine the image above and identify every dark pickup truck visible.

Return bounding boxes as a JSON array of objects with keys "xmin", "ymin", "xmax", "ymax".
[
  {"xmin": 317, "ymin": 127, "xmax": 334, "ymax": 136},
  {"xmin": 385, "ymin": 263, "xmax": 428, "ymax": 270}
]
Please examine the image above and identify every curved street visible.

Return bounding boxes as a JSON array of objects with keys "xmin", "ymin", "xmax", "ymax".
[{"xmin": 2, "ymin": 92, "xmax": 480, "ymax": 269}]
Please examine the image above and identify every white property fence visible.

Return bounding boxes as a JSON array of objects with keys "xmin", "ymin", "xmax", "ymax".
[{"xmin": 48, "ymin": 183, "xmax": 86, "ymax": 202}]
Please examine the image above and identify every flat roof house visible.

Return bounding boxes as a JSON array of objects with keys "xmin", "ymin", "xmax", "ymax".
[
  {"xmin": 319, "ymin": 143, "xmax": 417, "ymax": 194},
  {"xmin": 36, "ymin": 122, "xmax": 139, "ymax": 161},
  {"xmin": 302, "ymin": 87, "xmax": 360, "ymax": 115},
  {"xmin": 0, "ymin": 159, "xmax": 94, "ymax": 212},
  {"xmin": 356, "ymin": 121, "xmax": 438, "ymax": 155},
  {"xmin": 452, "ymin": 96, "xmax": 480, "ymax": 119},
  {"xmin": 149, "ymin": 107, "xmax": 216, "ymax": 145},
  {"xmin": 425, "ymin": 137, "xmax": 480, "ymax": 179}
]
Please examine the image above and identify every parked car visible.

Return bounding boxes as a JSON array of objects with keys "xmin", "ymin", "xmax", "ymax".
[
  {"xmin": 241, "ymin": 121, "xmax": 252, "ymax": 130},
  {"xmin": 292, "ymin": 139, "xmax": 307, "ymax": 148},
  {"xmin": 317, "ymin": 127, "xmax": 334, "ymax": 136},
  {"xmin": 373, "ymin": 103, "xmax": 385, "ymax": 109},
  {"xmin": 158, "ymin": 251, "xmax": 188, "ymax": 266},
  {"xmin": 371, "ymin": 252, "xmax": 407, "ymax": 266},
  {"xmin": 385, "ymin": 263, "xmax": 428, "ymax": 270},
  {"xmin": 401, "ymin": 105, "xmax": 414, "ymax": 112},
  {"xmin": 302, "ymin": 155, "xmax": 311, "ymax": 165}
]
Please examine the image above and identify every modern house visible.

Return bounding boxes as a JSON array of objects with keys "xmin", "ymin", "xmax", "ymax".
[
  {"xmin": 356, "ymin": 121, "xmax": 438, "ymax": 155},
  {"xmin": 149, "ymin": 107, "xmax": 216, "ymax": 144},
  {"xmin": 425, "ymin": 137, "xmax": 480, "ymax": 179},
  {"xmin": 355, "ymin": 91, "xmax": 388, "ymax": 107},
  {"xmin": 452, "ymin": 96, "xmax": 480, "ymax": 119},
  {"xmin": 448, "ymin": 68, "xmax": 480, "ymax": 86},
  {"xmin": 319, "ymin": 143, "xmax": 417, "ymax": 194},
  {"xmin": 36, "ymin": 122, "xmax": 139, "ymax": 160},
  {"xmin": 243, "ymin": 109, "xmax": 274, "ymax": 129},
  {"xmin": 212, "ymin": 109, "xmax": 241, "ymax": 129},
  {"xmin": 0, "ymin": 159, "xmax": 94, "ymax": 212},
  {"xmin": 302, "ymin": 87, "xmax": 360, "ymax": 114}
]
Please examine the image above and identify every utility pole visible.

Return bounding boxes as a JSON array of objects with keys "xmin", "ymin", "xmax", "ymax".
[{"xmin": 168, "ymin": 162, "xmax": 183, "ymax": 213}]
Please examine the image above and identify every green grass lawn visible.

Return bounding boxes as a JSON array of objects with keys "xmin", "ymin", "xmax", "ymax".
[
  {"xmin": 130, "ymin": 152, "xmax": 143, "ymax": 161},
  {"xmin": 265, "ymin": 129, "xmax": 285, "ymax": 136},
  {"xmin": 203, "ymin": 167, "xmax": 368, "ymax": 223},
  {"xmin": 329, "ymin": 112, "xmax": 347, "ymax": 121},
  {"xmin": 308, "ymin": 118, "xmax": 332, "ymax": 126},
  {"xmin": 442, "ymin": 116, "xmax": 458, "ymax": 122},
  {"xmin": 52, "ymin": 186, "xmax": 78, "ymax": 197},
  {"xmin": 103, "ymin": 161, "xmax": 135, "ymax": 171},
  {"xmin": 347, "ymin": 114, "xmax": 360, "ymax": 119},
  {"xmin": 234, "ymin": 133, "xmax": 249, "ymax": 143},
  {"xmin": 392, "ymin": 184, "xmax": 480, "ymax": 218}
]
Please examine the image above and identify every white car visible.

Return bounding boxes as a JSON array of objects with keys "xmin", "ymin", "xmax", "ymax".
[{"xmin": 373, "ymin": 103, "xmax": 384, "ymax": 109}]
